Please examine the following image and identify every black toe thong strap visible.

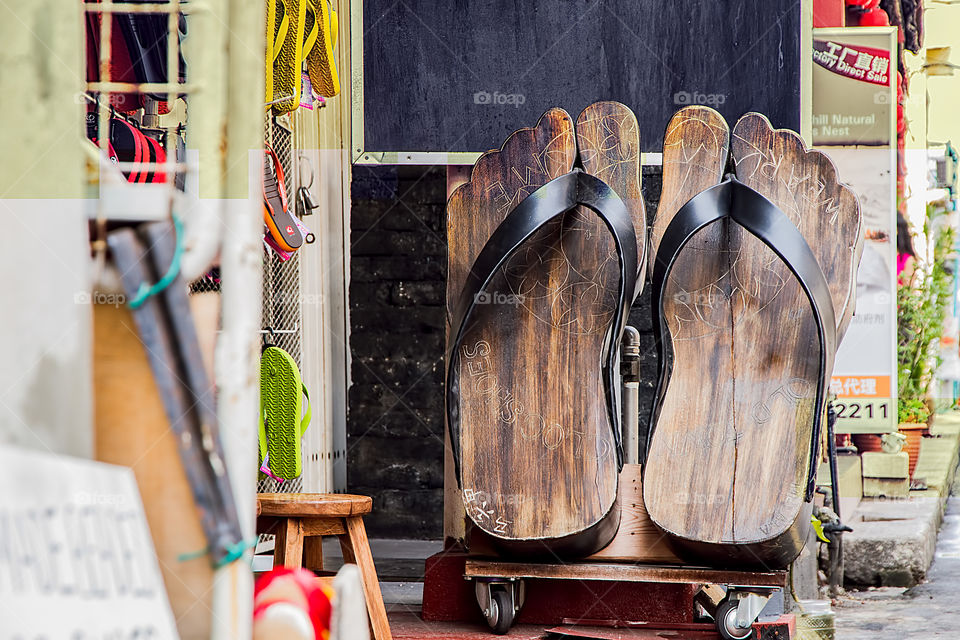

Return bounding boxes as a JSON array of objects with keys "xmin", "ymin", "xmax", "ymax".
[
  {"xmin": 649, "ymin": 178, "xmax": 837, "ymax": 501},
  {"xmin": 446, "ymin": 170, "xmax": 639, "ymax": 485}
]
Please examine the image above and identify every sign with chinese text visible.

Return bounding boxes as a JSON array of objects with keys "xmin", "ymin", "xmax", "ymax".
[
  {"xmin": 812, "ymin": 30, "xmax": 895, "ymax": 146},
  {"xmin": 813, "ymin": 40, "xmax": 891, "ymax": 86},
  {"xmin": 814, "ymin": 28, "xmax": 898, "ymax": 433}
]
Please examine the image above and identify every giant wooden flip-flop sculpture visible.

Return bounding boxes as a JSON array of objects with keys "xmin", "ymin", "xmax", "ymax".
[
  {"xmin": 446, "ymin": 102, "xmax": 646, "ymax": 557},
  {"xmin": 644, "ymin": 106, "xmax": 863, "ymax": 568}
]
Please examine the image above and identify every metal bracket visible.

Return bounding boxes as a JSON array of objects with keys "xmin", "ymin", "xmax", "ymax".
[
  {"xmin": 473, "ymin": 578, "xmax": 525, "ymax": 618},
  {"xmin": 729, "ymin": 589, "xmax": 777, "ymax": 630}
]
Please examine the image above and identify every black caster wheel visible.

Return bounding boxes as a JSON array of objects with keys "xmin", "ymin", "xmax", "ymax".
[
  {"xmin": 485, "ymin": 587, "xmax": 515, "ymax": 635},
  {"xmin": 716, "ymin": 598, "xmax": 756, "ymax": 640}
]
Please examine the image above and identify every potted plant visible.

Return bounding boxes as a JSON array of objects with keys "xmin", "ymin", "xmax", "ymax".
[
  {"xmin": 894, "ymin": 209, "xmax": 956, "ymax": 476},
  {"xmin": 897, "ymin": 398, "xmax": 930, "ymax": 478}
]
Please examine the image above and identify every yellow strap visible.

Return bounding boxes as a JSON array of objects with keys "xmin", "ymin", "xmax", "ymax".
[
  {"xmin": 302, "ymin": 1, "xmax": 319, "ymax": 59},
  {"xmin": 264, "ymin": 0, "xmax": 277, "ymax": 103},
  {"xmin": 300, "ymin": 383, "xmax": 312, "ymax": 435},
  {"xmin": 258, "ymin": 406, "xmax": 268, "ymax": 465},
  {"xmin": 273, "ymin": 8, "xmax": 289, "ymax": 64},
  {"xmin": 811, "ymin": 515, "xmax": 831, "ymax": 543},
  {"xmin": 328, "ymin": 2, "xmax": 338, "ymax": 50}
]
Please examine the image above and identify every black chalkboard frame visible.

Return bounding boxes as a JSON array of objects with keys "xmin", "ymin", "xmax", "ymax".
[{"xmin": 350, "ymin": 0, "xmax": 814, "ymax": 166}]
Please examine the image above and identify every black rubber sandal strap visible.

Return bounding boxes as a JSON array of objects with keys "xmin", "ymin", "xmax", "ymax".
[
  {"xmin": 446, "ymin": 170, "xmax": 639, "ymax": 486},
  {"xmin": 649, "ymin": 178, "xmax": 836, "ymax": 502}
]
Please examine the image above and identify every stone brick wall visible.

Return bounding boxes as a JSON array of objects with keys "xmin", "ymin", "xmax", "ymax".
[
  {"xmin": 348, "ymin": 165, "xmax": 663, "ymax": 539},
  {"xmin": 348, "ymin": 166, "xmax": 448, "ymax": 538}
]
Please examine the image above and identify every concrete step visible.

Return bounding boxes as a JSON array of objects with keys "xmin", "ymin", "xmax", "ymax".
[{"xmin": 843, "ymin": 411, "xmax": 960, "ymax": 587}]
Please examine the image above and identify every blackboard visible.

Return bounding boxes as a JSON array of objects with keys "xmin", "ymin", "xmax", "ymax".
[{"xmin": 357, "ymin": 0, "xmax": 806, "ymax": 158}]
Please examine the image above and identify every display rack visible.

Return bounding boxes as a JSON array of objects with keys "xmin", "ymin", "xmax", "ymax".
[
  {"xmin": 259, "ymin": 113, "xmax": 307, "ymax": 496},
  {"xmin": 83, "ymin": 1, "xmax": 265, "ymax": 636}
]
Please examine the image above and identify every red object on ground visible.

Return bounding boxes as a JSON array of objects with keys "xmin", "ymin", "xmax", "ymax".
[
  {"xmin": 390, "ymin": 611, "xmax": 797, "ymax": 639},
  {"xmin": 422, "ymin": 547, "xmax": 485, "ymax": 624},
  {"xmin": 390, "ymin": 610, "xmax": 545, "ymax": 639},
  {"xmin": 815, "ymin": 0, "xmax": 846, "ymax": 27},
  {"xmin": 254, "ymin": 567, "xmax": 333, "ymax": 640}
]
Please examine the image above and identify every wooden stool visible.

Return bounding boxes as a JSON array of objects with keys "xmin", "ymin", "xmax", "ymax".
[{"xmin": 257, "ymin": 493, "xmax": 392, "ymax": 640}]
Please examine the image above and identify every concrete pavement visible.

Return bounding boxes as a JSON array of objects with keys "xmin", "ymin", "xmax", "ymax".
[{"xmin": 836, "ymin": 495, "xmax": 960, "ymax": 639}]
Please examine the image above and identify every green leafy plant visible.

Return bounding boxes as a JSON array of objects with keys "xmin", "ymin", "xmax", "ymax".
[
  {"xmin": 897, "ymin": 207, "xmax": 956, "ymax": 424},
  {"xmin": 897, "ymin": 397, "xmax": 930, "ymax": 425}
]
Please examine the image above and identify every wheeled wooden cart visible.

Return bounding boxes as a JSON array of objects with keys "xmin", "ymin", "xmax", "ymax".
[
  {"xmin": 455, "ymin": 464, "xmax": 796, "ymax": 639},
  {"xmin": 436, "ymin": 108, "xmax": 845, "ymax": 635},
  {"xmin": 465, "ymin": 559, "xmax": 790, "ymax": 639}
]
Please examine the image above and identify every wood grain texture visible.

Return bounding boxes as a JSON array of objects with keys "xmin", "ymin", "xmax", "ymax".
[
  {"xmin": 726, "ymin": 114, "xmax": 862, "ymax": 550},
  {"xmin": 730, "ymin": 113, "xmax": 864, "ymax": 341},
  {"xmin": 469, "ymin": 465, "xmax": 681, "ymax": 564},
  {"xmin": 256, "ymin": 516, "xmax": 346, "ymax": 536},
  {"xmin": 576, "ymin": 101, "xmax": 647, "ymax": 269},
  {"xmin": 301, "ymin": 519, "xmax": 348, "ymax": 536},
  {"xmin": 258, "ymin": 493, "xmax": 373, "ymax": 517},
  {"xmin": 303, "ymin": 537, "xmax": 324, "ymax": 572},
  {"xmin": 274, "ymin": 518, "xmax": 304, "ymax": 569},
  {"xmin": 464, "ymin": 559, "xmax": 787, "ymax": 588},
  {"xmin": 340, "ymin": 517, "xmax": 393, "ymax": 640},
  {"xmin": 93, "ymin": 304, "xmax": 213, "ymax": 640},
  {"xmin": 644, "ymin": 106, "xmax": 737, "ymax": 547},
  {"xmin": 644, "ymin": 108, "xmax": 862, "ymax": 568},
  {"xmin": 447, "ymin": 103, "xmax": 643, "ymax": 556},
  {"xmin": 586, "ymin": 465, "xmax": 680, "ymax": 564}
]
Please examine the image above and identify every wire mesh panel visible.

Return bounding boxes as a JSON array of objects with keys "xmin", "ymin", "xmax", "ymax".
[
  {"xmin": 190, "ymin": 113, "xmax": 306, "ymax": 497},
  {"xmin": 259, "ymin": 113, "xmax": 305, "ymax": 495}
]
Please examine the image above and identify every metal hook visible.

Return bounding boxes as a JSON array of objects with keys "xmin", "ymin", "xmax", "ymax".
[
  {"xmin": 262, "ymin": 326, "xmax": 278, "ymax": 352},
  {"xmin": 298, "ymin": 153, "xmax": 315, "ymax": 190}
]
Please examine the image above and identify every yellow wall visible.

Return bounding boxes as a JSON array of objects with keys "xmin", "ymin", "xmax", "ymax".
[
  {"xmin": 0, "ymin": 0, "xmax": 92, "ymax": 457},
  {"xmin": 925, "ymin": 3, "xmax": 960, "ymax": 148}
]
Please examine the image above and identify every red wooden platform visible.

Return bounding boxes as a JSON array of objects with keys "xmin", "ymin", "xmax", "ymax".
[{"xmin": 390, "ymin": 610, "xmax": 796, "ymax": 639}]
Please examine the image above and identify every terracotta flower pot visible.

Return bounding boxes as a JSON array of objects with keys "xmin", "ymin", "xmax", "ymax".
[
  {"xmin": 835, "ymin": 433, "xmax": 854, "ymax": 449},
  {"xmin": 899, "ymin": 422, "xmax": 930, "ymax": 478},
  {"xmin": 851, "ymin": 433, "xmax": 883, "ymax": 454}
]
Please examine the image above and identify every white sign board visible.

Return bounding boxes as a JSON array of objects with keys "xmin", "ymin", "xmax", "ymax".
[
  {"xmin": 813, "ymin": 27, "xmax": 898, "ymax": 433},
  {"xmin": 0, "ymin": 446, "xmax": 178, "ymax": 639},
  {"xmin": 823, "ymin": 147, "xmax": 898, "ymax": 432}
]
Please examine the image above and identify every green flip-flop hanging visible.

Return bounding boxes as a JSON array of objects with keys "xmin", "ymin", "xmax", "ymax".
[{"xmin": 260, "ymin": 343, "xmax": 311, "ymax": 480}]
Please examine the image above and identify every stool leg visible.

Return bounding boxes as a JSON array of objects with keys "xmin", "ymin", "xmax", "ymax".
[
  {"xmin": 273, "ymin": 518, "xmax": 304, "ymax": 569},
  {"xmin": 303, "ymin": 536, "xmax": 324, "ymax": 572},
  {"xmin": 339, "ymin": 516, "xmax": 392, "ymax": 640}
]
